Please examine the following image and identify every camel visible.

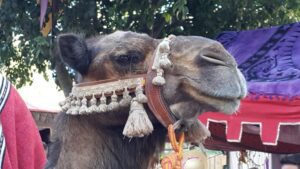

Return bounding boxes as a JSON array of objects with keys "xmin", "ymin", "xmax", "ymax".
[{"xmin": 46, "ymin": 31, "xmax": 247, "ymax": 169}]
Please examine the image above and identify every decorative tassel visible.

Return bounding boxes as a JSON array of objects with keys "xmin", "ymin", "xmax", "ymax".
[
  {"xmin": 87, "ymin": 95, "xmax": 98, "ymax": 113},
  {"xmin": 98, "ymin": 94, "xmax": 108, "ymax": 112},
  {"xmin": 60, "ymin": 96, "xmax": 71, "ymax": 111},
  {"xmin": 151, "ymin": 37, "xmax": 172, "ymax": 87},
  {"xmin": 108, "ymin": 91, "xmax": 119, "ymax": 111},
  {"xmin": 71, "ymin": 98, "xmax": 80, "ymax": 115},
  {"xmin": 122, "ymin": 98, "xmax": 153, "ymax": 138},
  {"xmin": 158, "ymin": 39, "xmax": 170, "ymax": 53},
  {"xmin": 63, "ymin": 98, "xmax": 71, "ymax": 111},
  {"xmin": 159, "ymin": 53, "xmax": 172, "ymax": 69},
  {"xmin": 119, "ymin": 88, "xmax": 132, "ymax": 107},
  {"xmin": 66, "ymin": 99, "xmax": 75, "ymax": 114},
  {"xmin": 152, "ymin": 39, "xmax": 169, "ymax": 70},
  {"xmin": 135, "ymin": 86, "xmax": 147, "ymax": 103},
  {"xmin": 152, "ymin": 68, "xmax": 166, "ymax": 86},
  {"xmin": 79, "ymin": 97, "xmax": 88, "ymax": 114},
  {"xmin": 59, "ymin": 100, "xmax": 66, "ymax": 108}
]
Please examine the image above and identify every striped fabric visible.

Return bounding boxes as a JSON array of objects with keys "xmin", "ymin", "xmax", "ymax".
[{"xmin": 0, "ymin": 75, "xmax": 10, "ymax": 168}]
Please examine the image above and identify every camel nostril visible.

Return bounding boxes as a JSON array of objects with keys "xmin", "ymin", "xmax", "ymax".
[
  {"xmin": 201, "ymin": 54, "xmax": 227, "ymax": 66},
  {"xmin": 200, "ymin": 43, "xmax": 234, "ymax": 66}
]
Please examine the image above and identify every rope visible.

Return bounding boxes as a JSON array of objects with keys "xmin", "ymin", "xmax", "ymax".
[{"xmin": 161, "ymin": 124, "xmax": 185, "ymax": 169}]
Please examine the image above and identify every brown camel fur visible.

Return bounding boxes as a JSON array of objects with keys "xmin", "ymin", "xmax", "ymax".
[{"xmin": 46, "ymin": 31, "xmax": 247, "ymax": 169}]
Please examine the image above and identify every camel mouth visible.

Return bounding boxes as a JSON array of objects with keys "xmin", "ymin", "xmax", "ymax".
[{"xmin": 181, "ymin": 78, "xmax": 242, "ymax": 114}]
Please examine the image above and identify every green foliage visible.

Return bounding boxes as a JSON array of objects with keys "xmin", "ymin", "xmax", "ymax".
[
  {"xmin": 0, "ymin": 0, "xmax": 299, "ymax": 89},
  {"xmin": 0, "ymin": 0, "xmax": 49, "ymax": 88}
]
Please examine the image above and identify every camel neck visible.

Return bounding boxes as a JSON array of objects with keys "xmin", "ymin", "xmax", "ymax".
[{"xmin": 53, "ymin": 113, "xmax": 167, "ymax": 169}]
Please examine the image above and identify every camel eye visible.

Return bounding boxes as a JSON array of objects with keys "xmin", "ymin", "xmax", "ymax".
[{"xmin": 115, "ymin": 53, "xmax": 141, "ymax": 66}]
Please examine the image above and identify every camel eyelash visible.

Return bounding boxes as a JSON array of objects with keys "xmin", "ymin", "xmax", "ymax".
[{"xmin": 114, "ymin": 52, "xmax": 144, "ymax": 66}]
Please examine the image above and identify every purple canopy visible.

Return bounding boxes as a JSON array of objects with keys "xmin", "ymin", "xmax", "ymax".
[{"xmin": 217, "ymin": 22, "xmax": 300, "ymax": 98}]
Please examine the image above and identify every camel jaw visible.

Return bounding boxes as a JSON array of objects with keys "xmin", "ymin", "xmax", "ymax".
[{"xmin": 181, "ymin": 81, "xmax": 242, "ymax": 114}]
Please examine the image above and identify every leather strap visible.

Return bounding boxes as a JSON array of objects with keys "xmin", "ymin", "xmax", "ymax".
[
  {"xmin": 145, "ymin": 71, "xmax": 176, "ymax": 127},
  {"xmin": 145, "ymin": 38, "xmax": 176, "ymax": 128}
]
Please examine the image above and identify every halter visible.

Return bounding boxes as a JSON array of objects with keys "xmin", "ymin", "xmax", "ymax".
[
  {"xmin": 59, "ymin": 35, "xmax": 176, "ymax": 138},
  {"xmin": 146, "ymin": 35, "xmax": 177, "ymax": 127}
]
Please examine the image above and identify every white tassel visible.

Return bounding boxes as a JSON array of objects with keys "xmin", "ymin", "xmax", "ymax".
[
  {"xmin": 71, "ymin": 98, "xmax": 80, "ymax": 115},
  {"xmin": 158, "ymin": 39, "xmax": 170, "ymax": 53},
  {"xmin": 87, "ymin": 95, "xmax": 98, "ymax": 113},
  {"xmin": 122, "ymin": 98, "xmax": 153, "ymax": 138},
  {"xmin": 98, "ymin": 94, "xmax": 108, "ymax": 112},
  {"xmin": 152, "ymin": 38, "xmax": 170, "ymax": 70},
  {"xmin": 66, "ymin": 99, "xmax": 75, "ymax": 114},
  {"xmin": 59, "ymin": 100, "xmax": 66, "ymax": 108},
  {"xmin": 119, "ymin": 88, "xmax": 132, "ymax": 107},
  {"xmin": 152, "ymin": 69, "xmax": 166, "ymax": 86},
  {"xmin": 135, "ymin": 86, "xmax": 147, "ymax": 103},
  {"xmin": 159, "ymin": 53, "xmax": 172, "ymax": 69},
  {"xmin": 158, "ymin": 36, "xmax": 173, "ymax": 69},
  {"xmin": 151, "ymin": 37, "xmax": 173, "ymax": 86},
  {"xmin": 108, "ymin": 91, "xmax": 119, "ymax": 111},
  {"xmin": 60, "ymin": 97, "xmax": 71, "ymax": 111},
  {"xmin": 79, "ymin": 97, "xmax": 88, "ymax": 114}
]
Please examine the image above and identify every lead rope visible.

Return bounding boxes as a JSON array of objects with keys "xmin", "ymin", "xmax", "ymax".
[{"xmin": 161, "ymin": 124, "xmax": 185, "ymax": 169}]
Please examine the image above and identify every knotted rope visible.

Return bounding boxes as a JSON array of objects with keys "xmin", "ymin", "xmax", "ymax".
[{"xmin": 161, "ymin": 124, "xmax": 185, "ymax": 169}]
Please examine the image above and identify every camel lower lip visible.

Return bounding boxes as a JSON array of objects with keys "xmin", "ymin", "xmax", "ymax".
[
  {"xmin": 181, "ymin": 76, "xmax": 242, "ymax": 100},
  {"xmin": 182, "ymin": 83, "xmax": 240, "ymax": 114},
  {"xmin": 182, "ymin": 80, "xmax": 240, "ymax": 101}
]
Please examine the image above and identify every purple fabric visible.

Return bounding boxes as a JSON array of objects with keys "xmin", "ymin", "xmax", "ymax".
[
  {"xmin": 40, "ymin": 0, "xmax": 48, "ymax": 28},
  {"xmin": 217, "ymin": 22, "xmax": 300, "ymax": 97}
]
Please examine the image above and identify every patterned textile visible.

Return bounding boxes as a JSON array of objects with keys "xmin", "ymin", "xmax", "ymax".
[
  {"xmin": 217, "ymin": 22, "xmax": 300, "ymax": 98},
  {"xmin": 199, "ymin": 23, "xmax": 300, "ymax": 153},
  {"xmin": 0, "ymin": 75, "xmax": 46, "ymax": 169},
  {"xmin": 0, "ymin": 75, "xmax": 10, "ymax": 168},
  {"xmin": 0, "ymin": 75, "xmax": 10, "ymax": 112}
]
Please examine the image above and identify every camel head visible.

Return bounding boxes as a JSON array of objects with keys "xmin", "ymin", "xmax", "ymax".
[{"xmin": 58, "ymin": 31, "xmax": 247, "ymax": 143}]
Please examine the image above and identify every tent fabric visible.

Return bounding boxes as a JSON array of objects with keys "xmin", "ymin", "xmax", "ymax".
[
  {"xmin": 217, "ymin": 22, "xmax": 300, "ymax": 98},
  {"xmin": 203, "ymin": 123, "xmax": 300, "ymax": 154},
  {"xmin": 199, "ymin": 22, "xmax": 300, "ymax": 153},
  {"xmin": 199, "ymin": 101, "xmax": 300, "ymax": 153}
]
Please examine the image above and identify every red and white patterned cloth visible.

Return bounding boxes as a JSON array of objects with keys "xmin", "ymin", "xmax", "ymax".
[
  {"xmin": 199, "ymin": 96, "xmax": 300, "ymax": 153},
  {"xmin": 0, "ymin": 75, "xmax": 46, "ymax": 169}
]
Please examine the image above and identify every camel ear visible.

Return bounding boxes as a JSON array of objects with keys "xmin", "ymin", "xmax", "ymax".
[{"xmin": 58, "ymin": 33, "xmax": 91, "ymax": 74}]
